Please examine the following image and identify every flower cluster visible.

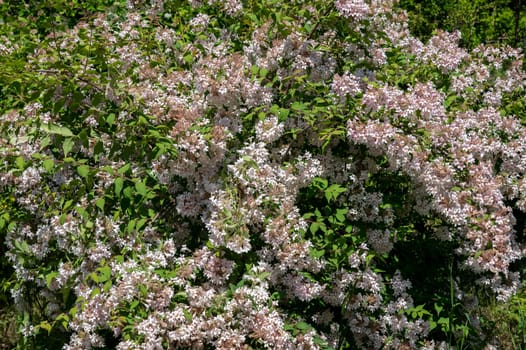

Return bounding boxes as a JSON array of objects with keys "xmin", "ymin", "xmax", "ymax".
[{"xmin": 1, "ymin": 0, "xmax": 526, "ymax": 349}]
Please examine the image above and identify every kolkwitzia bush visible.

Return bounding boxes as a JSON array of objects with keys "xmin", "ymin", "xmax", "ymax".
[{"xmin": 1, "ymin": 0, "xmax": 526, "ymax": 349}]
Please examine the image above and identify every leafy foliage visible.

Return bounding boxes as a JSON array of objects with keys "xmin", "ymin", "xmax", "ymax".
[
  {"xmin": 398, "ymin": 0, "xmax": 526, "ymax": 49},
  {"xmin": 1, "ymin": 0, "xmax": 526, "ymax": 349}
]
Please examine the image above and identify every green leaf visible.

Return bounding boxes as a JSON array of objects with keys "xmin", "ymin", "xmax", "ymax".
[
  {"xmin": 295, "ymin": 321, "xmax": 311, "ymax": 331},
  {"xmin": 69, "ymin": 306, "xmax": 78, "ymax": 318},
  {"xmin": 56, "ymin": 313, "xmax": 69, "ymax": 330},
  {"xmin": 103, "ymin": 280, "xmax": 112, "ymax": 292},
  {"xmin": 130, "ymin": 300, "xmax": 140, "ymax": 310},
  {"xmin": 77, "ymin": 165, "xmax": 90, "ymax": 178},
  {"xmin": 123, "ymin": 185, "xmax": 134, "ymax": 199},
  {"xmin": 89, "ymin": 272, "xmax": 100, "ymax": 283},
  {"xmin": 310, "ymin": 248, "xmax": 325, "ymax": 259},
  {"xmin": 96, "ymin": 265, "xmax": 111, "ymax": 283},
  {"xmin": 325, "ymin": 184, "xmax": 347, "ymax": 202},
  {"xmin": 41, "ymin": 123, "xmax": 74, "ymax": 137},
  {"xmin": 14, "ymin": 240, "xmax": 30, "ymax": 254},
  {"xmin": 118, "ymin": 164, "xmax": 131, "ymax": 174},
  {"xmin": 183, "ymin": 309, "xmax": 193, "ymax": 322},
  {"xmin": 78, "ymin": 129, "xmax": 89, "ymax": 148},
  {"xmin": 136, "ymin": 217, "xmax": 147, "ymax": 231},
  {"xmin": 15, "ymin": 156, "xmax": 25, "ymax": 170},
  {"xmin": 303, "ymin": 212, "xmax": 314, "ymax": 219},
  {"xmin": 75, "ymin": 206, "xmax": 87, "ymax": 218},
  {"xmin": 257, "ymin": 271, "xmax": 271, "ymax": 280},
  {"xmin": 40, "ymin": 135, "xmax": 52, "ymax": 149},
  {"xmin": 135, "ymin": 180, "xmax": 148, "ymax": 196},
  {"xmin": 278, "ymin": 108, "xmax": 290, "ymax": 120},
  {"xmin": 115, "ymin": 178, "xmax": 123, "ymax": 196},
  {"xmin": 335, "ymin": 208, "xmax": 347, "ymax": 222},
  {"xmin": 46, "ymin": 271, "xmax": 59, "ymax": 288},
  {"xmin": 291, "ymin": 101, "xmax": 307, "ymax": 111},
  {"xmin": 434, "ymin": 303, "xmax": 444, "ymax": 315},
  {"xmin": 64, "ymin": 157, "xmax": 77, "ymax": 163},
  {"xmin": 310, "ymin": 222, "xmax": 320, "ymax": 234},
  {"xmin": 173, "ymin": 291, "xmax": 187, "ymax": 302},
  {"xmin": 444, "ymin": 95, "xmax": 457, "ymax": 108},
  {"xmin": 95, "ymin": 198, "xmax": 105, "ymax": 211},
  {"xmin": 269, "ymin": 104, "xmax": 280, "ymax": 115},
  {"xmin": 127, "ymin": 219, "xmax": 135, "ymax": 233},
  {"xmin": 106, "ymin": 113, "xmax": 115, "ymax": 126},
  {"xmin": 43, "ymin": 159, "xmax": 54, "ymax": 172},
  {"xmin": 438, "ymin": 317, "xmax": 449, "ymax": 325},
  {"xmin": 63, "ymin": 137, "xmax": 75, "ymax": 157},
  {"xmin": 312, "ymin": 177, "xmax": 328, "ymax": 190},
  {"xmin": 38, "ymin": 321, "xmax": 52, "ymax": 334}
]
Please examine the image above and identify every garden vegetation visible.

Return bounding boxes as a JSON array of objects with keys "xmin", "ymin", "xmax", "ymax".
[{"xmin": 1, "ymin": 0, "xmax": 526, "ymax": 349}]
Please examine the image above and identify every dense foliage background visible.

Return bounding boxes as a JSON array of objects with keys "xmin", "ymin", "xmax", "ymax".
[
  {"xmin": 1, "ymin": 0, "xmax": 526, "ymax": 349},
  {"xmin": 399, "ymin": 0, "xmax": 526, "ymax": 49}
]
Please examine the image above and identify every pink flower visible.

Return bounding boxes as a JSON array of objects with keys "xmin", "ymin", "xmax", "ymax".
[{"xmin": 335, "ymin": 0, "xmax": 370, "ymax": 20}]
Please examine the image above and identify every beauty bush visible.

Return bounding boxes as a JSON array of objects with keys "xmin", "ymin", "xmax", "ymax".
[{"xmin": 1, "ymin": 0, "xmax": 526, "ymax": 349}]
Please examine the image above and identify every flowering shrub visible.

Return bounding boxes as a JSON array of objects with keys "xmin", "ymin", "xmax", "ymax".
[{"xmin": 1, "ymin": 0, "xmax": 526, "ymax": 349}]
